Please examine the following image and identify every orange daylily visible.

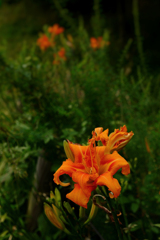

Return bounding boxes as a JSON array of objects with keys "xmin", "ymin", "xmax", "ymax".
[
  {"xmin": 48, "ymin": 24, "xmax": 64, "ymax": 35},
  {"xmin": 53, "ymin": 47, "xmax": 66, "ymax": 65},
  {"xmin": 37, "ymin": 34, "xmax": 51, "ymax": 51},
  {"xmin": 58, "ymin": 48, "xmax": 66, "ymax": 60},
  {"xmin": 95, "ymin": 125, "xmax": 134, "ymax": 154},
  {"xmin": 90, "ymin": 37, "xmax": 103, "ymax": 49},
  {"xmin": 90, "ymin": 37, "xmax": 110, "ymax": 49},
  {"xmin": 54, "ymin": 127, "xmax": 132, "ymax": 208}
]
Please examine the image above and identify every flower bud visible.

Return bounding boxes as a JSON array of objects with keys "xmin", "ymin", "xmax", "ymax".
[
  {"xmin": 54, "ymin": 188, "xmax": 62, "ymax": 207},
  {"xmin": 63, "ymin": 140, "xmax": 75, "ymax": 162},
  {"xmin": 44, "ymin": 203, "xmax": 64, "ymax": 230},
  {"xmin": 44, "ymin": 191, "xmax": 70, "ymax": 234},
  {"xmin": 84, "ymin": 202, "xmax": 98, "ymax": 225}
]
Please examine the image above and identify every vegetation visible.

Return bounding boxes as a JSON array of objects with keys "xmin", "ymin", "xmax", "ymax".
[{"xmin": 0, "ymin": 0, "xmax": 160, "ymax": 239}]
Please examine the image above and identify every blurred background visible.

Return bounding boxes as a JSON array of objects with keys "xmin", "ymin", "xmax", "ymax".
[{"xmin": 0, "ymin": 0, "xmax": 160, "ymax": 239}]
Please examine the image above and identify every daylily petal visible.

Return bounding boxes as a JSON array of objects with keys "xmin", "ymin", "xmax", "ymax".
[
  {"xmin": 120, "ymin": 125, "xmax": 127, "ymax": 132},
  {"xmin": 72, "ymin": 171, "xmax": 97, "ymax": 197},
  {"xmin": 108, "ymin": 159, "xmax": 130, "ymax": 176},
  {"xmin": 98, "ymin": 129, "xmax": 109, "ymax": 145},
  {"xmin": 68, "ymin": 142, "xmax": 88, "ymax": 163},
  {"xmin": 66, "ymin": 184, "xmax": 91, "ymax": 208},
  {"xmin": 96, "ymin": 172, "xmax": 121, "ymax": 198},
  {"xmin": 96, "ymin": 146, "xmax": 118, "ymax": 165},
  {"xmin": 94, "ymin": 127, "xmax": 103, "ymax": 137},
  {"xmin": 99, "ymin": 151, "xmax": 130, "ymax": 176},
  {"xmin": 53, "ymin": 159, "xmax": 84, "ymax": 186}
]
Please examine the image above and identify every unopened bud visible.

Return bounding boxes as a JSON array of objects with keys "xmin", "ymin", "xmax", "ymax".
[
  {"xmin": 44, "ymin": 202, "xmax": 70, "ymax": 234},
  {"xmin": 44, "ymin": 203, "xmax": 64, "ymax": 230},
  {"xmin": 54, "ymin": 188, "xmax": 62, "ymax": 207},
  {"xmin": 63, "ymin": 140, "xmax": 75, "ymax": 162}
]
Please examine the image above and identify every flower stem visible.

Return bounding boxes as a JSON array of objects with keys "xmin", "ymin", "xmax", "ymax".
[
  {"xmin": 102, "ymin": 187, "xmax": 123, "ymax": 240},
  {"xmin": 121, "ymin": 203, "xmax": 131, "ymax": 240},
  {"xmin": 108, "ymin": 198, "xmax": 123, "ymax": 240}
]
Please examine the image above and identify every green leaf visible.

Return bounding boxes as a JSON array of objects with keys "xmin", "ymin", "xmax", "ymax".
[
  {"xmin": 0, "ymin": 230, "xmax": 9, "ymax": 237},
  {"xmin": 131, "ymin": 202, "xmax": 139, "ymax": 213},
  {"xmin": 0, "ymin": 213, "xmax": 11, "ymax": 223},
  {"xmin": 63, "ymin": 201, "xmax": 77, "ymax": 220},
  {"xmin": 43, "ymin": 129, "xmax": 54, "ymax": 144},
  {"xmin": 151, "ymin": 226, "xmax": 159, "ymax": 234},
  {"xmin": 154, "ymin": 224, "xmax": 160, "ymax": 228},
  {"xmin": 0, "ymin": 170, "xmax": 13, "ymax": 183},
  {"xmin": 124, "ymin": 220, "xmax": 142, "ymax": 233},
  {"xmin": 53, "ymin": 230, "xmax": 62, "ymax": 240},
  {"xmin": 119, "ymin": 195, "xmax": 130, "ymax": 204}
]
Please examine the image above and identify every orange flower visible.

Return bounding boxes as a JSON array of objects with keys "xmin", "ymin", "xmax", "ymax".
[
  {"xmin": 53, "ymin": 48, "xmax": 66, "ymax": 64},
  {"xmin": 90, "ymin": 37, "xmax": 102, "ymax": 49},
  {"xmin": 95, "ymin": 125, "xmax": 134, "ymax": 154},
  {"xmin": 53, "ymin": 128, "xmax": 131, "ymax": 208},
  {"xmin": 48, "ymin": 24, "xmax": 64, "ymax": 35},
  {"xmin": 58, "ymin": 48, "xmax": 66, "ymax": 60},
  {"xmin": 90, "ymin": 37, "xmax": 110, "ymax": 49},
  {"xmin": 37, "ymin": 34, "xmax": 51, "ymax": 51}
]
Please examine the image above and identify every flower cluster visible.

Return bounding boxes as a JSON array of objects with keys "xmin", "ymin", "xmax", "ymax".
[
  {"xmin": 44, "ymin": 190, "xmax": 70, "ymax": 234},
  {"xmin": 54, "ymin": 125, "xmax": 133, "ymax": 208},
  {"xmin": 37, "ymin": 23, "xmax": 111, "ymax": 64},
  {"xmin": 37, "ymin": 24, "xmax": 66, "ymax": 64}
]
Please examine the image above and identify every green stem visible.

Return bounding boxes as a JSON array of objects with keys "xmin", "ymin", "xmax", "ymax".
[
  {"xmin": 60, "ymin": 206, "xmax": 84, "ymax": 240},
  {"xmin": 133, "ymin": 0, "xmax": 147, "ymax": 75},
  {"xmin": 108, "ymin": 199, "xmax": 123, "ymax": 240},
  {"xmin": 79, "ymin": 206, "xmax": 86, "ymax": 219},
  {"xmin": 102, "ymin": 187, "xmax": 123, "ymax": 240},
  {"xmin": 121, "ymin": 203, "xmax": 131, "ymax": 240}
]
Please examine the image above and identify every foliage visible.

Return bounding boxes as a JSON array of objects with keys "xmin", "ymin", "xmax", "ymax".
[{"xmin": 0, "ymin": 0, "xmax": 160, "ymax": 239}]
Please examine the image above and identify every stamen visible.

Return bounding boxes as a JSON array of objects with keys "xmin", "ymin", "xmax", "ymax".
[{"xmin": 78, "ymin": 145, "xmax": 90, "ymax": 174}]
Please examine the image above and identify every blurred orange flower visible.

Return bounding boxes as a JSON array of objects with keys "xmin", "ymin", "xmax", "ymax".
[
  {"xmin": 48, "ymin": 24, "xmax": 64, "ymax": 35},
  {"xmin": 90, "ymin": 37, "xmax": 110, "ymax": 49},
  {"xmin": 53, "ymin": 47, "xmax": 66, "ymax": 65},
  {"xmin": 90, "ymin": 37, "xmax": 102, "ymax": 49},
  {"xmin": 53, "ymin": 127, "xmax": 131, "ymax": 208},
  {"xmin": 58, "ymin": 48, "xmax": 66, "ymax": 60},
  {"xmin": 37, "ymin": 34, "xmax": 51, "ymax": 51}
]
